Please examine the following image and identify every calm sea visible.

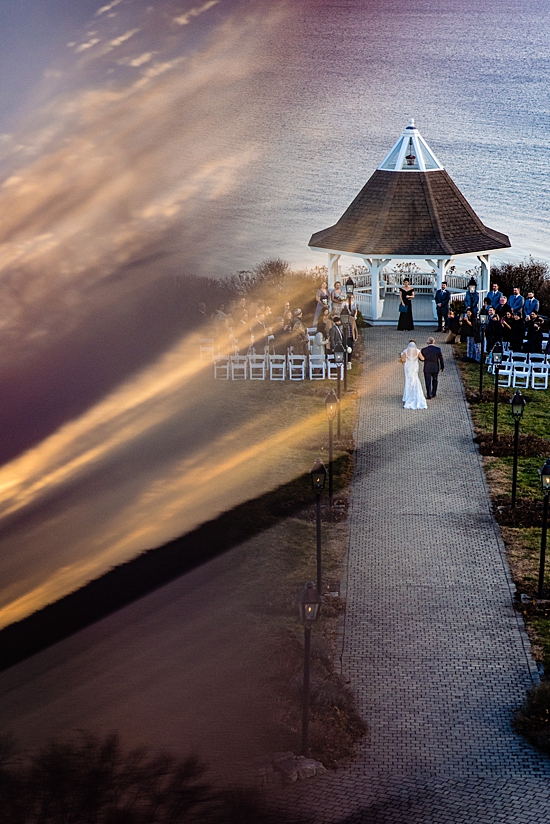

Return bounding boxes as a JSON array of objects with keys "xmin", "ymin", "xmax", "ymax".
[{"xmin": 207, "ymin": 0, "xmax": 550, "ymax": 276}]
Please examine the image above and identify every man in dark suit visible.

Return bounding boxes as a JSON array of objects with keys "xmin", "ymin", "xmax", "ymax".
[
  {"xmin": 421, "ymin": 337, "xmax": 445, "ymax": 398},
  {"xmin": 434, "ymin": 282, "xmax": 451, "ymax": 332}
]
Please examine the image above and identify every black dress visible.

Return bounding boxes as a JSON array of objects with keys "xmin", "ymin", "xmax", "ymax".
[{"xmin": 397, "ymin": 288, "xmax": 414, "ymax": 330}]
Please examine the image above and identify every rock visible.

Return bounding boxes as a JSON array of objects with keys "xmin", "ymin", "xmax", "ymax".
[{"xmin": 273, "ymin": 756, "xmax": 299, "ymax": 783}]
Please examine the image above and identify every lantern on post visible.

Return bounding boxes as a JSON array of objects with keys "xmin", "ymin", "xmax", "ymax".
[
  {"xmin": 325, "ymin": 390, "xmax": 339, "ymax": 506},
  {"xmin": 297, "ymin": 581, "xmax": 322, "ymax": 756},
  {"xmin": 310, "ymin": 458, "xmax": 327, "ymax": 594}
]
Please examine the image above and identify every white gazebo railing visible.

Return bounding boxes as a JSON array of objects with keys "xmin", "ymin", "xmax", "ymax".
[{"xmin": 354, "ymin": 289, "xmax": 373, "ymax": 320}]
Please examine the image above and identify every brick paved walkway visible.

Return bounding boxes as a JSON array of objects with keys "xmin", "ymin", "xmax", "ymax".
[{"xmin": 278, "ymin": 328, "xmax": 550, "ymax": 823}]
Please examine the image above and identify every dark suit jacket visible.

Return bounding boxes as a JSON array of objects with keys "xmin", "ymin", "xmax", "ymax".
[{"xmin": 421, "ymin": 344, "xmax": 444, "ymax": 373}]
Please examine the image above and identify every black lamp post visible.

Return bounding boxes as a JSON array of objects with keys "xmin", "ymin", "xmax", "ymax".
[
  {"xmin": 479, "ymin": 313, "xmax": 489, "ymax": 395},
  {"xmin": 491, "ymin": 342, "xmax": 503, "ymax": 442},
  {"xmin": 538, "ymin": 460, "xmax": 550, "ymax": 599},
  {"xmin": 298, "ymin": 581, "xmax": 322, "ymax": 756},
  {"xmin": 345, "ymin": 276, "xmax": 355, "ymax": 298},
  {"xmin": 325, "ymin": 390, "xmax": 339, "ymax": 506},
  {"xmin": 340, "ymin": 305, "xmax": 350, "ymax": 393},
  {"xmin": 333, "ymin": 342, "xmax": 345, "ymax": 438},
  {"xmin": 510, "ymin": 390, "xmax": 526, "ymax": 509},
  {"xmin": 310, "ymin": 458, "xmax": 327, "ymax": 594}
]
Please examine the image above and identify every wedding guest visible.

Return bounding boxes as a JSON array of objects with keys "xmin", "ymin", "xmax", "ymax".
[
  {"xmin": 331, "ymin": 281, "xmax": 346, "ymax": 316},
  {"xmin": 444, "ymin": 310, "xmax": 461, "ymax": 343},
  {"xmin": 464, "ymin": 278, "xmax": 479, "ymax": 315},
  {"xmin": 509, "ymin": 313, "xmax": 525, "ymax": 353},
  {"xmin": 508, "ymin": 287, "xmax": 524, "ymax": 316},
  {"xmin": 495, "ymin": 295, "xmax": 510, "ymax": 318},
  {"xmin": 313, "ymin": 280, "xmax": 331, "ymax": 324},
  {"xmin": 486, "ymin": 309, "xmax": 503, "ymax": 351},
  {"xmin": 434, "ymin": 281, "xmax": 451, "ymax": 331},
  {"xmin": 527, "ymin": 323, "xmax": 543, "ymax": 354},
  {"xmin": 291, "ymin": 309, "xmax": 309, "ymax": 355},
  {"xmin": 312, "ymin": 320, "xmax": 329, "ymax": 356},
  {"xmin": 271, "ymin": 316, "xmax": 288, "ymax": 355},
  {"xmin": 524, "ymin": 291, "xmax": 540, "ymax": 317},
  {"xmin": 489, "ymin": 282, "xmax": 503, "ymax": 309}
]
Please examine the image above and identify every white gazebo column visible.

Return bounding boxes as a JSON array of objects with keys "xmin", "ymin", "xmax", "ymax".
[
  {"xmin": 426, "ymin": 258, "xmax": 453, "ymax": 290},
  {"xmin": 327, "ymin": 253, "xmax": 340, "ymax": 290},
  {"xmin": 478, "ymin": 254, "xmax": 490, "ymax": 292},
  {"xmin": 365, "ymin": 258, "xmax": 389, "ymax": 320}
]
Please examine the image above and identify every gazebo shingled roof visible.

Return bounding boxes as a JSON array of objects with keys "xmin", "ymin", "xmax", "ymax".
[{"xmin": 309, "ymin": 120, "xmax": 511, "ymax": 258}]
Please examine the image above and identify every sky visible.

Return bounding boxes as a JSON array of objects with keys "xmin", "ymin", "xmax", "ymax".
[{"xmin": 0, "ymin": 0, "xmax": 547, "ymax": 628}]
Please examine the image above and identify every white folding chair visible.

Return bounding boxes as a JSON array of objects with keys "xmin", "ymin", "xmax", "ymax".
[
  {"xmin": 230, "ymin": 355, "xmax": 248, "ymax": 380},
  {"xmin": 248, "ymin": 355, "xmax": 266, "ymax": 380},
  {"xmin": 511, "ymin": 352, "xmax": 528, "ymax": 364},
  {"xmin": 512, "ymin": 363, "xmax": 531, "ymax": 388},
  {"xmin": 529, "ymin": 353, "xmax": 546, "ymax": 365},
  {"xmin": 199, "ymin": 338, "xmax": 216, "ymax": 361},
  {"xmin": 309, "ymin": 355, "xmax": 327, "ymax": 380},
  {"xmin": 213, "ymin": 357, "xmax": 230, "ymax": 380},
  {"xmin": 288, "ymin": 355, "xmax": 306, "ymax": 381},
  {"xmin": 496, "ymin": 362, "xmax": 513, "ymax": 387},
  {"xmin": 531, "ymin": 364, "xmax": 549, "ymax": 390},
  {"xmin": 269, "ymin": 355, "xmax": 286, "ymax": 381},
  {"xmin": 326, "ymin": 355, "xmax": 343, "ymax": 381}
]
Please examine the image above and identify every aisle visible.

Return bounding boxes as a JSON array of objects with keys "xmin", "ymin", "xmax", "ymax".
[{"xmin": 279, "ymin": 328, "xmax": 550, "ymax": 823}]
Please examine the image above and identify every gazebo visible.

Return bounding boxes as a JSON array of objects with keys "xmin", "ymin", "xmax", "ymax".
[{"xmin": 308, "ymin": 119, "xmax": 511, "ymax": 320}]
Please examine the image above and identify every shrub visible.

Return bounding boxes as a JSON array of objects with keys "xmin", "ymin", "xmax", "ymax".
[
  {"xmin": 513, "ymin": 682, "xmax": 550, "ymax": 754},
  {"xmin": 490, "ymin": 258, "xmax": 550, "ymax": 314}
]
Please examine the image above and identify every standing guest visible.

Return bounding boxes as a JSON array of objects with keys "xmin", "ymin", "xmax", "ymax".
[
  {"xmin": 480, "ymin": 296, "xmax": 492, "ymax": 317},
  {"xmin": 197, "ymin": 301, "xmax": 208, "ymax": 325},
  {"xmin": 500, "ymin": 311, "xmax": 513, "ymax": 345},
  {"xmin": 508, "ymin": 287, "xmax": 524, "ymax": 316},
  {"xmin": 486, "ymin": 309, "xmax": 503, "ymax": 351},
  {"xmin": 525, "ymin": 311, "xmax": 542, "ymax": 350},
  {"xmin": 271, "ymin": 317, "xmax": 288, "ymax": 355},
  {"xmin": 527, "ymin": 323, "xmax": 544, "ymax": 354},
  {"xmin": 234, "ymin": 296, "xmax": 247, "ymax": 322},
  {"xmin": 312, "ymin": 320, "xmax": 329, "ymax": 357},
  {"xmin": 322, "ymin": 310, "xmax": 334, "ymax": 355},
  {"xmin": 434, "ymin": 281, "xmax": 451, "ymax": 332},
  {"xmin": 444, "ymin": 310, "xmax": 461, "ymax": 343},
  {"xmin": 282, "ymin": 300, "xmax": 292, "ymax": 318},
  {"xmin": 397, "ymin": 279, "xmax": 415, "ymax": 330},
  {"xmin": 489, "ymin": 282, "xmax": 503, "ymax": 309},
  {"xmin": 462, "ymin": 310, "xmax": 481, "ymax": 361},
  {"xmin": 524, "ymin": 291, "xmax": 540, "ymax": 317},
  {"xmin": 495, "ymin": 295, "xmax": 510, "ymax": 318},
  {"xmin": 236, "ymin": 312, "xmax": 252, "ymax": 355},
  {"xmin": 313, "ymin": 280, "xmax": 331, "ymax": 324},
  {"xmin": 464, "ymin": 278, "xmax": 479, "ymax": 315},
  {"xmin": 331, "ymin": 281, "xmax": 345, "ymax": 316},
  {"xmin": 291, "ymin": 309, "xmax": 309, "ymax": 355},
  {"xmin": 328, "ymin": 315, "xmax": 345, "ymax": 354},
  {"xmin": 341, "ymin": 310, "xmax": 358, "ymax": 356},
  {"xmin": 509, "ymin": 312, "xmax": 526, "ymax": 353},
  {"xmin": 459, "ymin": 309, "xmax": 472, "ymax": 344}
]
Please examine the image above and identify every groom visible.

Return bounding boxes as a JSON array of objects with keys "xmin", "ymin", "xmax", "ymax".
[{"xmin": 421, "ymin": 337, "xmax": 444, "ymax": 399}]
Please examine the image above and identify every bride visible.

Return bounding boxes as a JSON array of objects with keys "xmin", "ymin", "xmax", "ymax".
[{"xmin": 400, "ymin": 340, "xmax": 427, "ymax": 409}]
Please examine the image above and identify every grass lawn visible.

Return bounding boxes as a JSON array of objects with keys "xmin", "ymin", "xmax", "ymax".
[
  {"xmin": 455, "ymin": 344, "xmax": 550, "ymax": 662},
  {"xmin": 193, "ymin": 344, "xmax": 367, "ymax": 766}
]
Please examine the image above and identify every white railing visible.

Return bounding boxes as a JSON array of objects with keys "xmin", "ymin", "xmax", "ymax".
[{"xmin": 354, "ymin": 289, "xmax": 374, "ymax": 319}]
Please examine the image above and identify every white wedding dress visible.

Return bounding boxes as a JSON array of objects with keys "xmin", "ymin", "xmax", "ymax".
[{"xmin": 402, "ymin": 343, "xmax": 427, "ymax": 409}]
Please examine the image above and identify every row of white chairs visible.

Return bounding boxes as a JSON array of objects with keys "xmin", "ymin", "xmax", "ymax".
[
  {"xmin": 495, "ymin": 362, "xmax": 549, "ymax": 390},
  {"xmin": 202, "ymin": 327, "xmax": 321, "ymax": 362},
  {"xmin": 214, "ymin": 354, "xmax": 345, "ymax": 381}
]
